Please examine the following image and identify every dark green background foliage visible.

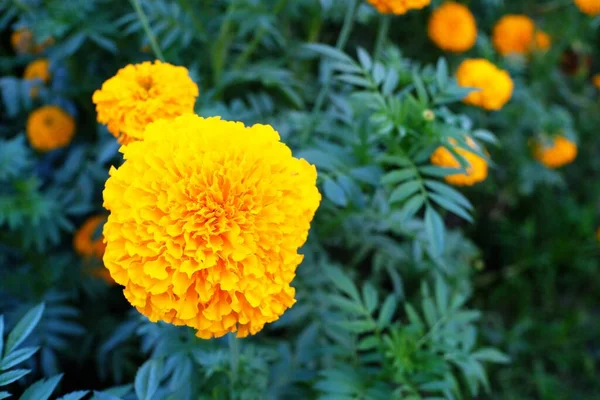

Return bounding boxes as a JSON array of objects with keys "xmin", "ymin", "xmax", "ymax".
[{"xmin": 0, "ymin": 0, "xmax": 599, "ymax": 399}]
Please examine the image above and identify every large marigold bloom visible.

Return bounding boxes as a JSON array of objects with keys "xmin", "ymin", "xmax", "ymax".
[
  {"xmin": 533, "ymin": 135, "xmax": 577, "ymax": 168},
  {"xmin": 26, "ymin": 106, "xmax": 75, "ymax": 152},
  {"xmin": 430, "ymin": 137, "xmax": 488, "ymax": 186},
  {"xmin": 102, "ymin": 115, "xmax": 321, "ymax": 339},
  {"xmin": 456, "ymin": 59, "xmax": 514, "ymax": 111},
  {"xmin": 492, "ymin": 15, "xmax": 535, "ymax": 56},
  {"xmin": 92, "ymin": 61, "xmax": 199, "ymax": 144},
  {"xmin": 428, "ymin": 2, "xmax": 477, "ymax": 52},
  {"xmin": 366, "ymin": 0, "xmax": 431, "ymax": 15},
  {"xmin": 574, "ymin": 0, "xmax": 600, "ymax": 15}
]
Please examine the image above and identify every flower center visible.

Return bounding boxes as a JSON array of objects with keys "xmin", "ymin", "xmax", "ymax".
[
  {"xmin": 43, "ymin": 116, "xmax": 54, "ymax": 126},
  {"xmin": 137, "ymin": 76, "xmax": 153, "ymax": 91}
]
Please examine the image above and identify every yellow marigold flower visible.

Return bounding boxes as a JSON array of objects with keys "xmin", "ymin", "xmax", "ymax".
[
  {"xmin": 428, "ymin": 2, "xmax": 477, "ymax": 53},
  {"xmin": 493, "ymin": 15, "xmax": 535, "ymax": 56},
  {"xmin": 456, "ymin": 59, "xmax": 514, "ymax": 111},
  {"xmin": 24, "ymin": 59, "xmax": 51, "ymax": 97},
  {"xmin": 592, "ymin": 74, "xmax": 600, "ymax": 88},
  {"xmin": 574, "ymin": 0, "xmax": 600, "ymax": 15},
  {"xmin": 74, "ymin": 215, "xmax": 107, "ymax": 260},
  {"xmin": 533, "ymin": 135, "xmax": 577, "ymax": 168},
  {"xmin": 430, "ymin": 137, "xmax": 488, "ymax": 186},
  {"xmin": 366, "ymin": 0, "xmax": 431, "ymax": 15},
  {"xmin": 534, "ymin": 31, "xmax": 551, "ymax": 51},
  {"xmin": 92, "ymin": 60, "xmax": 199, "ymax": 144},
  {"xmin": 102, "ymin": 115, "xmax": 321, "ymax": 339},
  {"xmin": 26, "ymin": 106, "xmax": 75, "ymax": 152}
]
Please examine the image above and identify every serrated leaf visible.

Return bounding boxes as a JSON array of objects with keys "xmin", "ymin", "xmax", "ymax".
[
  {"xmin": 381, "ymin": 169, "xmax": 415, "ymax": 185},
  {"xmin": 4, "ymin": 304, "xmax": 44, "ymax": 358},
  {"xmin": 419, "ymin": 165, "xmax": 463, "ymax": 177},
  {"xmin": 382, "ymin": 69, "xmax": 399, "ymax": 95},
  {"xmin": 401, "ymin": 195, "xmax": 425, "ymax": 221},
  {"xmin": 472, "ymin": 348, "xmax": 511, "ymax": 364},
  {"xmin": 0, "ymin": 317, "xmax": 3, "ymax": 359},
  {"xmin": 436, "ymin": 58, "xmax": 448, "ymax": 88},
  {"xmin": 1, "ymin": 347, "xmax": 39, "ymax": 370},
  {"xmin": 412, "ymin": 72, "xmax": 429, "ymax": 105},
  {"xmin": 57, "ymin": 391, "xmax": 89, "ymax": 400},
  {"xmin": 135, "ymin": 360, "xmax": 162, "ymax": 400},
  {"xmin": 425, "ymin": 206, "xmax": 445, "ymax": 256},
  {"xmin": 336, "ymin": 320, "xmax": 377, "ymax": 334},
  {"xmin": 336, "ymin": 74, "xmax": 371, "ymax": 87},
  {"xmin": 377, "ymin": 295, "xmax": 397, "ymax": 328},
  {"xmin": 327, "ymin": 295, "xmax": 363, "ymax": 314},
  {"xmin": 304, "ymin": 43, "xmax": 356, "ymax": 64},
  {"xmin": 356, "ymin": 47, "xmax": 372, "ymax": 71},
  {"xmin": 362, "ymin": 283, "xmax": 378, "ymax": 314},
  {"xmin": 0, "ymin": 369, "xmax": 30, "ymax": 386},
  {"xmin": 372, "ymin": 63, "xmax": 386, "ymax": 85},
  {"xmin": 429, "ymin": 193, "xmax": 473, "ymax": 222},
  {"xmin": 323, "ymin": 177, "xmax": 348, "ymax": 207},
  {"xmin": 19, "ymin": 374, "xmax": 62, "ymax": 400},
  {"xmin": 435, "ymin": 278, "xmax": 449, "ymax": 314},
  {"xmin": 0, "ymin": 391, "xmax": 10, "ymax": 400},
  {"xmin": 425, "ymin": 180, "xmax": 472, "ymax": 210},
  {"xmin": 325, "ymin": 267, "xmax": 361, "ymax": 302},
  {"xmin": 389, "ymin": 181, "xmax": 420, "ymax": 203},
  {"xmin": 405, "ymin": 304, "xmax": 424, "ymax": 328},
  {"xmin": 357, "ymin": 336, "xmax": 379, "ymax": 351}
]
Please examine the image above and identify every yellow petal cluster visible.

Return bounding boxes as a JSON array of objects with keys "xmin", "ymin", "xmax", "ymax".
[
  {"xmin": 428, "ymin": 2, "xmax": 477, "ymax": 53},
  {"xmin": 493, "ymin": 15, "xmax": 550, "ymax": 56},
  {"xmin": 574, "ymin": 0, "xmax": 600, "ymax": 15},
  {"xmin": 456, "ymin": 59, "xmax": 514, "ymax": 111},
  {"xmin": 430, "ymin": 137, "xmax": 488, "ymax": 186},
  {"xmin": 26, "ymin": 106, "xmax": 75, "ymax": 152},
  {"xmin": 92, "ymin": 60, "xmax": 199, "ymax": 144},
  {"xmin": 102, "ymin": 115, "xmax": 321, "ymax": 339},
  {"xmin": 366, "ymin": 0, "xmax": 431, "ymax": 15},
  {"xmin": 533, "ymin": 135, "xmax": 577, "ymax": 168}
]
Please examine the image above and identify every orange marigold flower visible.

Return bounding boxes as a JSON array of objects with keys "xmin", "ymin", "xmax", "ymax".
[
  {"xmin": 92, "ymin": 60, "xmax": 199, "ymax": 144},
  {"xmin": 26, "ymin": 106, "xmax": 75, "ymax": 152},
  {"xmin": 574, "ymin": 0, "xmax": 600, "ymax": 15},
  {"xmin": 74, "ymin": 215, "xmax": 107, "ymax": 259},
  {"xmin": 102, "ymin": 115, "xmax": 321, "ymax": 339},
  {"xmin": 366, "ymin": 0, "xmax": 431, "ymax": 15},
  {"xmin": 592, "ymin": 74, "xmax": 600, "ymax": 88},
  {"xmin": 428, "ymin": 2, "xmax": 477, "ymax": 53},
  {"xmin": 534, "ymin": 31, "xmax": 551, "ymax": 51},
  {"xmin": 430, "ymin": 137, "xmax": 488, "ymax": 186},
  {"xmin": 492, "ymin": 14, "xmax": 535, "ymax": 56},
  {"xmin": 456, "ymin": 58, "xmax": 514, "ymax": 111},
  {"xmin": 24, "ymin": 59, "xmax": 51, "ymax": 97},
  {"xmin": 533, "ymin": 135, "xmax": 577, "ymax": 168},
  {"xmin": 11, "ymin": 28, "xmax": 53, "ymax": 54}
]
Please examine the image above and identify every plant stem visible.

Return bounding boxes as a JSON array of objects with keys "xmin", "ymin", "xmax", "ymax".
[
  {"xmin": 311, "ymin": 0, "xmax": 359, "ymax": 115},
  {"xmin": 228, "ymin": 333, "xmax": 240, "ymax": 390},
  {"xmin": 130, "ymin": 0, "xmax": 165, "ymax": 61},
  {"xmin": 178, "ymin": 0, "xmax": 207, "ymax": 39},
  {"xmin": 212, "ymin": 2, "xmax": 237, "ymax": 85},
  {"xmin": 374, "ymin": 15, "xmax": 390, "ymax": 60},
  {"xmin": 233, "ymin": 0, "xmax": 290, "ymax": 70}
]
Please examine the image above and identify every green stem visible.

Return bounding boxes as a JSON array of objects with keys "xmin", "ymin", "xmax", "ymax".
[
  {"xmin": 300, "ymin": 0, "xmax": 359, "ymax": 144},
  {"xmin": 178, "ymin": 0, "xmax": 207, "ymax": 39},
  {"xmin": 212, "ymin": 3, "xmax": 237, "ymax": 85},
  {"xmin": 130, "ymin": 0, "xmax": 165, "ymax": 61},
  {"xmin": 233, "ymin": 0, "xmax": 290, "ymax": 70},
  {"xmin": 228, "ymin": 333, "xmax": 240, "ymax": 391},
  {"xmin": 374, "ymin": 15, "xmax": 390, "ymax": 60}
]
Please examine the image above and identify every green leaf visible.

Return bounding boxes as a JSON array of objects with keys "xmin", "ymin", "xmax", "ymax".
[
  {"xmin": 57, "ymin": 391, "xmax": 90, "ymax": 400},
  {"xmin": 400, "ymin": 195, "xmax": 425, "ymax": 221},
  {"xmin": 389, "ymin": 181, "xmax": 420, "ymax": 203},
  {"xmin": 135, "ymin": 360, "xmax": 162, "ymax": 400},
  {"xmin": 0, "ymin": 369, "xmax": 30, "ymax": 386},
  {"xmin": 429, "ymin": 193, "xmax": 473, "ymax": 223},
  {"xmin": 336, "ymin": 320, "xmax": 377, "ymax": 334},
  {"xmin": 435, "ymin": 278, "xmax": 449, "ymax": 314},
  {"xmin": 377, "ymin": 295, "xmax": 397, "ymax": 328},
  {"xmin": 425, "ymin": 180, "xmax": 472, "ymax": 210},
  {"xmin": 303, "ymin": 43, "xmax": 356, "ymax": 64},
  {"xmin": 336, "ymin": 74, "xmax": 371, "ymax": 87},
  {"xmin": 422, "ymin": 297, "xmax": 438, "ymax": 328},
  {"xmin": 327, "ymin": 295, "xmax": 363, "ymax": 314},
  {"xmin": 382, "ymin": 69, "xmax": 399, "ymax": 95},
  {"xmin": 0, "ymin": 317, "xmax": 4, "ymax": 359},
  {"xmin": 325, "ymin": 267, "xmax": 361, "ymax": 302},
  {"xmin": 323, "ymin": 177, "xmax": 348, "ymax": 207},
  {"xmin": 372, "ymin": 62, "xmax": 386, "ymax": 85},
  {"xmin": 357, "ymin": 336, "xmax": 379, "ymax": 351},
  {"xmin": 425, "ymin": 206, "xmax": 445, "ymax": 256},
  {"xmin": 362, "ymin": 283, "xmax": 379, "ymax": 314},
  {"xmin": 356, "ymin": 47, "xmax": 372, "ymax": 71},
  {"xmin": 436, "ymin": 58, "xmax": 448, "ymax": 88},
  {"xmin": 0, "ymin": 391, "xmax": 11, "ymax": 400},
  {"xmin": 19, "ymin": 374, "xmax": 63, "ymax": 400},
  {"xmin": 472, "ymin": 348, "xmax": 511, "ymax": 364},
  {"xmin": 4, "ymin": 304, "xmax": 45, "ymax": 358},
  {"xmin": 1, "ymin": 347, "xmax": 39, "ymax": 370},
  {"xmin": 412, "ymin": 72, "xmax": 429, "ymax": 105},
  {"xmin": 405, "ymin": 304, "xmax": 424, "ymax": 328},
  {"xmin": 419, "ymin": 165, "xmax": 463, "ymax": 178},
  {"xmin": 381, "ymin": 169, "xmax": 415, "ymax": 185}
]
